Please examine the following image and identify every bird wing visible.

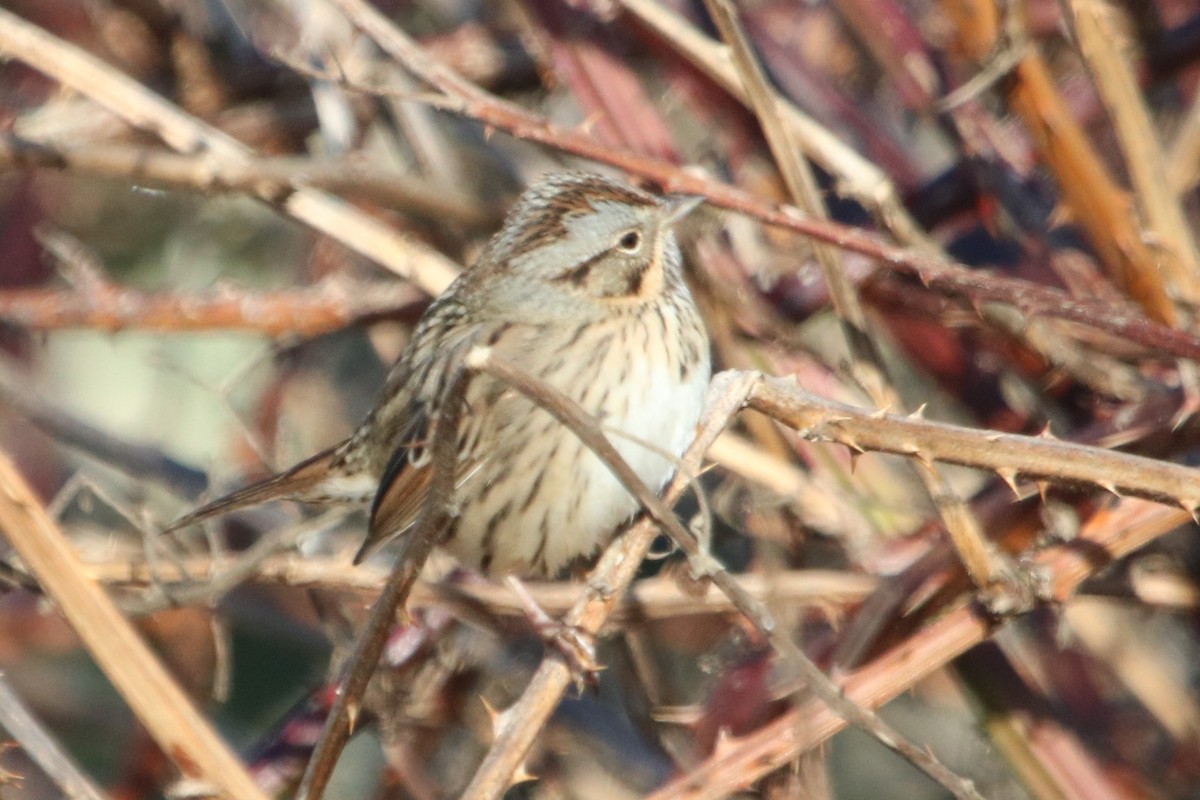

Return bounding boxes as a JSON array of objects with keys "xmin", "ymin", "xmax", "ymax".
[
  {"xmin": 354, "ymin": 403, "xmax": 488, "ymax": 564},
  {"xmin": 356, "ymin": 408, "xmax": 434, "ymax": 563}
]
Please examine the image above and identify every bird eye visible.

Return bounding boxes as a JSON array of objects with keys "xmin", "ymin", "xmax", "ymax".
[{"xmin": 616, "ymin": 230, "xmax": 642, "ymax": 252}]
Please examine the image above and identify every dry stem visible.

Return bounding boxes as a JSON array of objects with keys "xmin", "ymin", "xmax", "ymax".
[
  {"xmin": 324, "ymin": 0, "xmax": 1200, "ymax": 360},
  {"xmin": 464, "ymin": 358, "xmax": 985, "ymax": 800},
  {"xmin": 83, "ymin": 556, "xmax": 876, "ymax": 624},
  {"xmin": 294, "ymin": 356, "xmax": 474, "ymax": 800},
  {"xmin": 0, "ymin": 670, "xmax": 110, "ymax": 800},
  {"xmin": 0, "ymin": 453, "xmax": 268, "ymax": 800},
  {"xmin": 649, "ymin": 500, "xmax": 1190, "ymax": 798},
  {"xmin": 0, "ymin": 272, "xmax": 423, "ymax": 337},
  {"xmin": 0, "ymin": 8, "xmax": 460, "ymax": 296}
]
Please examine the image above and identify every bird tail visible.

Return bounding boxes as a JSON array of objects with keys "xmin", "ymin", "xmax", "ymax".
[{"xmin": 163, "ymin": 446, "xmax": 340, "ymax": 534}]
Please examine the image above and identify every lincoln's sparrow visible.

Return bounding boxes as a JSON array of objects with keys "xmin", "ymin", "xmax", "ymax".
[{"xmin": 168, "ymin": 172, "xmax": 711, "ymax": 577}]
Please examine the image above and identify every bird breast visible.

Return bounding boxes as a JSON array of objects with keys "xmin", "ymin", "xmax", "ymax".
[{"xmin": 445, "ymin": 298, "xmax": 711, "ymax": 577}]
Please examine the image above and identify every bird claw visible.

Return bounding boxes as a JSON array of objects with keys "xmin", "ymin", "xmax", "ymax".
[
  {"xmin": 504, "ymin": 575, "xmax": 602, "ymax": 687},
  {"xmin": 535, "ymin": 619, "xmax": 603, "ymax": 690}
]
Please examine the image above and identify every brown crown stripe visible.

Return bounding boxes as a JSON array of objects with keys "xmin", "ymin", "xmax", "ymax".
[{"xmin": 506, "ymin": 182, "xmax": 656, "ymax": 257}]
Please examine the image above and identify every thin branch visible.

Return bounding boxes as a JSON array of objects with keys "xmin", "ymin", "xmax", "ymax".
[
  {"xmin": 648, "ymin": 500, "xmax": 1191, "ymax": 798},
  {"xmin": 0, "ymin": 670, "xmax": 110, "ymax": 800},
  {"xmin": 0, "ymin": 273, "xmax": 424, "ymax": 337},
  {"xmin": 84, "ymin": 554, "xmax": 876, "ymax": 623},
  {"xmin": 0, "ymin": 8, "xmax": 460, "ymax": 296},
  {"xmin": 0, "ymin": 135, "xmax": 498, "ymax": 228},
  {"xmin": 321, "ymin": 0, "xmax": 1200, "ymax": 361},
  {"xmin": 294, "ymin": 355, "xmax": 475, "ymax": 800},
  {"xmin": 119, "ymin": 510, "xmax": 351, "ymax": 616},
  {"xmin": 462, "ymin": 357, "xmax": 985, "ymax": 800},
  {"xmin": 0, "ymin": 452, "xmax": 269, "ymax": 800}
]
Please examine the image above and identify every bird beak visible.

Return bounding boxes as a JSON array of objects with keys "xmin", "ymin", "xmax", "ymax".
[{"xmin": 661, "ymin": 194, "xmax": 704, "ymax": 227}]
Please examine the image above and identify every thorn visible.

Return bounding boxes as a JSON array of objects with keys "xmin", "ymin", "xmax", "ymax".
[
  {"xmin": 346, "ymin": 700, "xmax": 361, "ymax": 735},
  {"xmin": 1036, "ymin": 481, "xmax": 1050, "ymax": 503},
  {"xmin": 996, "ymin": 468, "xmax": 1020, "ymax": 496},
  {"xmin": 1171, "ymin": 397, "xmax": 1200, "ymax": 431},
  {"xmin": 842, "ymin": 438, "xmax": 865, "ymax": 455},
  {"xmin": 848, "ymin": 450, "xmax": 861, "ymax": 473},
  {"xmin": 1038, "ymin": 422, "xmax": 1056, "ymax": 439},
  {"xmin": 912, "ymin": 448, "xmax": 934, "ymax": 470},
  {"xmin": 985, "ymin": 432, "xmax": 1003, "ymax": 443},
  {"xmin": 712, "ymin": 727, "xmax": 739, "ymax": 758},
  {"xmin": 511, "ymin": 763, "xmax": 538, "ymax": 786},
  {"xmin": 1097, "ymin": 481, "xmax": 1120, "ymax": 496},
  {"xmin": 1180, "ymin": 499, "xmax": 1200, "ymax": 525},
  {"xmin": 870, "ymin": 404, "xmax": 892, "ymax": 420},
  {"xmin": 481, "ymin": 696, "xmax": 499, "ymax": 729},
  {"xmin": 908, "ymin": 403, "xmax": 927, "ymax": 420}
]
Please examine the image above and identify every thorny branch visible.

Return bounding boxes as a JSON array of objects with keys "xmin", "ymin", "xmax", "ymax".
[
  {"xmin": 295, "ymin": 356, "xmax": 474, "ymax": 800},
  {"xmin": 325, "ymin": 0, "xmax": 1200, "ymax": 361},
  {"xmin": 648, "ymin": 500, "xmax": 1192, "ymax": 799},
  {"xmin": 465, "ymin": 357, "xmax": 987, "ymax": 800},
  {"xmin": 0, "ymin": 272, "xmax": 424, "ymax": 337},
  {"xmin": 0, "ymin": 453, "xmax": 269, "ymax": 800},
  {"xmin": 455, "ymin": 369, "xmax": 755, "ymax": 800}
]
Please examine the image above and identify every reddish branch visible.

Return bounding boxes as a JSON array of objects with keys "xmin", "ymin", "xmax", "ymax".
[
  {"xmin": 0, "ymin": 277, "xmax": 424, "ymax": 337},
  {"xmin": 327, "ymin": 0, "xmax": 1200, "ymax": 362}
]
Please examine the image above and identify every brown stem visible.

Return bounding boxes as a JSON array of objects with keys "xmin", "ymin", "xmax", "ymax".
[
  {"xmin": 294, "ymin": 356, "xmax": 473, "ymax": 800},
  {"xmin": 0, "ymin": 453, "xmax": 269, "ymax": 800}
]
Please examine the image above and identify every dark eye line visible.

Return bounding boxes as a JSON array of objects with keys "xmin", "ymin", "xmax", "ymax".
[{"xmin": 552, "ymin": 249, "xmax": 608, "ymax": 287}]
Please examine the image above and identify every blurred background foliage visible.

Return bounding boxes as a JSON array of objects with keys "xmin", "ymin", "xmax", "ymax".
[{"xmin": 4, "ymin": 0, "xmax": 1200, "ymax": 798}]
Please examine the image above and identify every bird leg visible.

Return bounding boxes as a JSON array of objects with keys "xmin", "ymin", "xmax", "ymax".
[{"xmin": 503, "ymin": 575, "xmax": 601, "ymax": 686}]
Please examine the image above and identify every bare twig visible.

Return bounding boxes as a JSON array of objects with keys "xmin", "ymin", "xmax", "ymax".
[
  {"xmin": 0, "ymin": 8, "xmax": 460, "ymax": 296},
  {"xmin": 120, "ymin": 510, "xmax": 351, "ymax": 616},
  {"xmin": 463, "ymin": 357, "xmax": 985, "ymax": 800},
  {"xmin": 0, "ymin": 135, "xmax": 498, "ymax": 228},
  {"xmin": 321, "ymin": 0, "xmax": 1200, "ymax": 360},
  {"xmin": 294, "ymin": 355, "xmax": 475, "ymax": 800},
  {"xmin": 86, "ymin": 555, "xmax": 876, "ymax": 622},
  {"xmin": 0, "ymin": 670, "xmax": 110, "ymax": 800},
  {"xmin": 0, "ymin": 272, "xmax": 424, "ymax": 337},
  {"xmin": 0, "ymin": 452, "xmax": 269, "ymax": 800},
  {"xmin": 648, "ymin": 501, "xmax": 1191, "ymax": 798}
]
